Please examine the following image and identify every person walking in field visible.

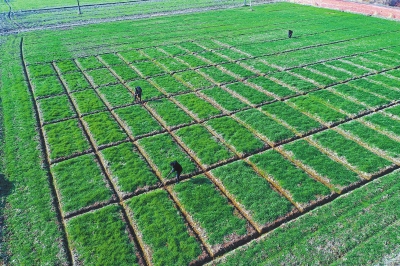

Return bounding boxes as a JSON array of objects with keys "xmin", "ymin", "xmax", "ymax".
[
  {"xmin": 135, "ymin": 86, "xmax": 142, "ymax": 102},
  {"xmin": 288, "ymin": 30, "xmax": 293, "ymax": 38},
  {"xmin": 167, "ymin": 161, "xmax": 183, "ymax": 182}
]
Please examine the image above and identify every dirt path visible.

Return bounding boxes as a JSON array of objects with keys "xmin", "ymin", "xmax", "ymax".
[{"xmin": 289, "ymin": 0, "xmax": 400, "ymax": 20}]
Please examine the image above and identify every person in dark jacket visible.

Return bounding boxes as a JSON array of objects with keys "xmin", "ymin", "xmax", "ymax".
[
  {"xmin": 135, "ymin": 86, "xmax": 142, "ymax": 102},
  {"xmin": 288, "ymin": 30, "xmax": 293, "ymax": 38},
  {"xmin": 167, "ymin": 161, "xmax": 183, "ymax": 181}
]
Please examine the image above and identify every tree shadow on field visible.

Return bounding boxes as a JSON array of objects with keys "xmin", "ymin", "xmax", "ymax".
[{"xmin": 0, "ymin": 172, "xmax": 14, "ymax": 263}]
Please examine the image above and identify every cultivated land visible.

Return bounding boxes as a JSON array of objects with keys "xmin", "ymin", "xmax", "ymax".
[{"xmin": 1, "ymin": 1, "xmax": 400, "ymax": 265}]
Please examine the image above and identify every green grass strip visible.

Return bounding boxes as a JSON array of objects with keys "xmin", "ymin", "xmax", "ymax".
[
  {"xmin": 180, "ymin": 42, "xmax": 204, "ymax": 53},
  {"xmin": 87, "ymin": 68, "xmax": 119, "ymax": 87},
  {"xmin": 262, "ymin": 101, "xmax": 322, "ymax": 134},
  {"xmin": 175, "ymin": 124, "xmax": 234, "ymax": 166},
  {"xmin": 290, "ymin": 68, "xmax": 336, "ymax": 87},
  {"xmin": 221, "ymin": 63, "xmax": 256, "ymax": 79},
  {"xmin": 363, "ymin": 113, "xmax": 400, "ymax": 137},
  {"xmin": 332, "ymin": 84, "xmax": 388, "ymax": 108},
  {"xmin": 142, "ymin": 47, "xmax": 168, "ymax": 59},
  {"xmin": 98, "ymin": 84, "xmax": 135, "ymax": 107},
  {"xmin": 156, "ymin": 57, "xmax": 189, "ymax": 72},
  {"xmin": 147, "ymin": 98, "xmax": 193, "ymax": 127},
  {"xmin": 345, "ymin": 57, "xmax": 387, "ymax": 72},
  {"xmin": 150, "ymin": 75, "xmax": 192, "ymax": 95},
  {"xmin": 27, "ymin": 63, "xmax": 55, "ymax": 78},
  {"xmin": 127, "ymin": 79, "xmax": 164, "ymax": 100},
  {"xmin": 241, "ymin": 59, "xmax": 277, "ymax": 75},
  {"xmin": 202, "ymin": 87, "xmax": 248, "ymax": 112},
  {"xmin": 248, "ymin": 76, "xmax": 295, "ymax": 98},
  {"xmin": 99, "ymin": 53, "xmax": 125, "ymax": 66},
  {"xmin": 55, "ymin": 59, "xmax": 79, "ymax": 73},
  {"xmin": 132, "ymin": 61, "xmax": 165, "ymax": 77},
  {"xmin": 37, "ymin": 95, "xmax": 75, "ymax": 123},
  {"xmin": 72, "ymin": 89, "xmax": 106, "ymax": 114},
  {"xmin": 226, "ymin": 82, "xmax": 274, "ymax": 105},
  {"xmin": 126, "ymin": 189, "xmax": 202, "ymax": 265},
  {"xmin": 174, "ymin": 70, "xmax": 213, "ymax": 89},
  {"xmin": 77, "ymin": 56, "xmax": 104, "ymax": 70},
  {"xmin": 119, "ymin": 50, "xmax": 147, "ymax": 63},
  {"xmin": 111, "ymin": 64, "xmax": 140, "ymax": 81},
  {"xmin": 206, "ymin": 116, "xmax": 265, "ymax": 154},
  {"xmin": 309, "ymin": 90, "xmax": 365, "ymax": 115},
  {"xmin": 173, "ymin": 175, "xmax": 247, "ymax": 246},
  {"xmin": 43, "ymin": 119, "xmax": 90, "ymax": 160},
  {"xmin": 100, "ymin": 142, "xmax": 159, "ymax": 193},
  {"xmin": 312, "ymin": 130, "xmax": 392, "ymax": 174},
  {"xmin": 83, "ymin": 112, "xmax": 127, "ymax": 146},
  {"xmin": 349, "ymin": 79, "xmax": 400, "ymax": 101},
  {"xmin": 308, "ymin": 63, "xmax": 353, "ymax": 81},
  {"xmin": 61, "ymin": 71, "xmax": 92, "ymax": 92},
  {"xmin": 385, "ymin": 104, "xmax": 400, "ymax": 117},
  {"xmin": 235, "ymin": 109, "xmax": 295, "ymax": 144},
  {"xmin": 199, "ymin": 66, "xmax": 237, "ymax": 84},
  {"xmin": 176, "ymin": 54, "xmax": 209, "ymax": 68},
  {"xmin": 283, "ymin": 140, "xmax": 360, "ymax": 187},
  {"xmin": 198, "ymin": 51, "xmax": 228, "ymax": 64},
  {"xmin": 211, "ymin": 160, "xmax": 294, "ymax": 225},
  {"xmin": 67, "ymin": 205, "xmax": 139, "ymax": 265},
  {"xmin": 368, "ymin": 73, "xmax": 400, "ymax": 88},
  {"xmin": 159, "ymin": 45, "xmax": 186, "ymax": 56},
  {"xmin": 51, "ymin": 154, "xmax": 112, "ymax": 213},
  {"xmin": 175, "ymin": 93, "xmax": 221, "ymax": 120},
  {"xmin": 217, "ymin": 49, "xmax": 246, "ymax": 60},
  {"xmin": 249, "ymin": 150, "xmax": 331, "ymax": 204},
  {"xmin": 31, "ymin": 75, "xmax": 65, "ymax": 98},
  {"xmin": 270, "ymin": 72, "xmax": 316, "ymax": 92},
  {"xmin": 326, "ymin": 60, "xmax": 370, "ymax": 76}
]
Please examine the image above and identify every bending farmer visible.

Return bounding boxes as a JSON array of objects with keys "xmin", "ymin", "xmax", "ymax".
[{"xmin": 167, "ymin": 161, "xmax": 183, "ymax": 182}]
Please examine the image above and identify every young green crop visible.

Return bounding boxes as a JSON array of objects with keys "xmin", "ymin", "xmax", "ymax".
[
  {"xmin": 72, "ymin": 89, "xmax": 106, "ymax": 114},
  {"xmin": 340, "ymin": 121, "xmax": 400, "ymax": 159},
  {"xmin": 198, "ymin": 66, "xmax": 236, "ymax": 84},
  {"xmin": 198, "ymin": 51, "xmax": 228, "ymax": 64},
  {"xmin": 138, "ymin": 133, "xmax": 197, "ymax": 178},
  {"xmin": 270, "ymin": 71, "xmax": 316, "ymax": 92},
  {"xmin": 98, "ymin": 84, "xmax": 135, "ymax": 107},
  {"xmin": 283, "ymin": 140, "xmax": 360, "ymax": 187},
  {"xmin": 142, "ymin": 47, "xmax": 168, "ymax": 59},
  {"xmin": 211, "ymin": 160, "xmax": 294, "ymax": 225},
  {"xmin": 43, "ymin": 119, "xmax": 90, "ymax": 160},
  {"xmin": 159, "ymin": 45, "xmax": 187, "ymax": 56},
  {"xmin": 217, "ymin": 49, "xmax": 246, "ymax": 60},
  {"xmin": 126, "ymin": 189, "xmax": 202, "ymax": 264},
  {"xmin": 127, "ymin": 79, "xmax": 164, "ymax": 100},
  {"xmin": 37, "ymin": 95, "xmax": 75, "ymax": 123},
  {"xmin": 150, "ymin": 75, "xmax": 192, "ymax": 95},
  {"xmin": 248, "ymin": 76, "xmax": 295, "ymax": 98},
  {"xmin": 201, "ymin": 87, "xmax": 248, "ymax": 112},
  {"xmin": 367, "ymin": 73, "xmax": 400, "ymax": 88},
  {"xmin": 132, "ymin": 60, "xmax": 166, "ymax": 77},
  {"xmin": 385, "ymin": 105, "xmax": 400, "ymax": 116},
  {"xmin": 99, "ymin": 53, "xmax": 125, "ymax": 66},
  {"xmin": 61, "ymin": 71, "xmax": 92, "ymax": 92},
  {"xmin": 288, "ymin": 96, "xmax": 347, "ymax": 124},
  {"xmin": 175, "ymin": 93, "xmax": 221, "ymax": 120},
  {"xmin": 221, "ymin": 63, "xmax": 256, "ymax": 79},
  {"xmin": 119, "ymin": 50, "xmax": 148, "ymax": 63},
  {"xmin": 176, "ymin": 54, "xmax": 209, "ymax": 68},
  {"xmin": 234, "ymin": 109, "xmax": 296, "ymax": 144},
  {"xmin": 325, "ymin": 60, "xmax": 370, "ymax": 76},
  {"xmin": 111, "ymin": 64, "xmax": 140, "ymax": 81},
  {"xmin": 249, "ymin": 150, "xmax": 331, "ymax": 204},
  {"xmin": 179, "ymin": 42, "xmax": 204, "ymax": 53},
  {"xmin": 67, "ymin": 205, "xmax": 139, "ymax": 265},
  {"xmin": 312, "ymin": 130, "xmax": 392, "ymax": 174},
  {"xmin": 100, "ymin": 142, "xmax": 159, "ymax": 193},
  {"xmin": 363, "ymin": 113, "xmax": 400, "ymax": 137},
  {"xmin": 55, "ymin": 59, "xmax": 79, "ymax": 73},
  {"xmin": 155, "ymin": 57, "xmax": 189, "ymax": 73},
  {"xmin": 147, "ymin": 98, "xmax": 193, "ymax": 127},
  {"xmin": 31, "ymin": 75, "xmax": 65, "ymax": 98},
  {"xmin": 206, "ymin": 116, "xmax": 265, "ymax": 155},
  {"xmin": 173, "ymin": 175, "xmax": 247, "ymax": 246},
  {"xmin": 241, "ymin": 59, "xmax": 277, "ymax": 75},
  {"xmin": 332, "ymin": 84, "xmax": 388, "ymax": 108},
  {"xmin": 115, "ymin": 105, "xmax": 163, "ymax": 137},
  {"xmin": 308, "ymin": 63, "xmax": 353, "ymax": 81},
  {"xmin": 173, "ymin": 70, "xmax": 213, "ymax": 89},
  {"xmin": 290, "ymin": 67, "xmax": 335, "ymax": 87},
  {"xmin": 76, "ymin": 56, "xmax": 104, "ymax": 70},
  {"xmin": 348, "ymin": 79, "xmax": 400, "ymax": 101},
  {"xmin": 27, "ymin": 63, "xmax": 55, "ymax": 78},
  {"xmin": 226, "ymin": 82, "xmax": 274, "ymax": 105},
  {"xmin": 87, "ymin": 68, "xmax": 119, "ymax": 87},
  {"xmin": 262, "ymin": 101, "xmax": 322, "ymax": 134},
  {"xmin": 175, "ymin": 124, "xmax": 234, "ymax": 166},
  {"xmin": 344, "ymin": 57, "xmax": 387, "ymax": 72},
  {"xmin": 51, "ymin": 154, "xmax": 113, "ymax": 213},
  {"xmin": 83, "ymin": 112, "xmax": 127, "ymax": 146}
]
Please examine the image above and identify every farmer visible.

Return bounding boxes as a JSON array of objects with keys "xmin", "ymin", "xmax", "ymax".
[
  {"xmin": 288, "ymin": 30, "xmax": 293, "ymax": 38},
  {"xmin": 167, "ymin": 161, "xmax": 183, "ymax": 182},
  {"xmin": 135, "ymin": 86, "xmax": 142, "ymax": 102}
]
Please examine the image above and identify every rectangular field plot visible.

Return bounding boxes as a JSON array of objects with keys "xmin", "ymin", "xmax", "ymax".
[
  {"xmin": 147, "ymin": 98, "xmax": 193, "ymax": 128},
  {"xmin": 100, "ymin": 143, "xmax": 159, "ymax": 194},
  {"xmin": 66, "ymin": 205, "xmax": 139, "ymax": 266},
  {"xmin": 99, "ymin": 53, "xmax": 125, "ymax": 66},
  {"xmin": 175, "ymin": 124, "xmax": 234, "ymax": 167},
  {"xmin": 311, "ymin": 130, "xmax": 392, "ymax": 175},
  {"xmin": 206, "ymin": 117, "xmax": 266, "ymax": 155},
  {"xmin": 221, "ymin": 63, "xmax": 257, "ymax": 79},
  {"xmin": 308, "ymin": 90, "xmax": 366, "ymax": 116},
  {"xmin": 288, "ymin": 96, "xmax": 347, "ymax": 125},
  {"xmin": 282, "ymin": 140, "xmax": 360, "ymax": 188},
  {"xmin": 179, "ymin": 42, "xmax": 204, "ymax": 53},
  {"xmin": 331, "ymin": 84, "xmax": 388, "ymax": 108},
  {"xmin": 51, "ymin": 154, "xmax": 113, "ymax": 214},
  {"xmin": 367, "ymin": 74, "xmax": 400, "ymax": 89},
  {"xmin": 225, "ymin": 82, "xmax": 274, "ymax": 105},
  {"xmin": 234, "ymin": 109, "xmax": 296, "ymax": 144},
  {"xmin": 61, "ymin": 72, "xmax": 92, "ymax": 92},
  {"xmin": 289, "ymin": 68, "xmax": 336, "ymax": 87},
  {"xmin": 173, "ymin": 175, "xmax": 248, "ymax": 247},
  {"xmin": 37, "ymin": 95, "xmax": 75, "ymax": 124},
  {"xmin": 363, "ymin": 113, "xmax": 400, "ymax": 137},
  {"xmin": 348, "ymin": 79, "xmax": 400, "ymax": 101},
  {"xmin": 141, "ymin": 47, "xmax": 168, "ymax": 59},
  {"xmin": 201, "ymin": 87, "xmax": 248, "ymax": 112},
  {"xmin": 31, "ymin": 75, "xmax": 65, "ymax": 98},
  {"xmin": 249, "ymin": 150, "xmax": 331, "ymax": 205},
  {"xmin": 132, "ymin": 61, "xmax": 166, "ymax": 77},
  {"xmin": 198, "ymin": 51, "xmax": 229, "ymax": 64},
  {"xmin": 262, "ymin": 101, "xmax": 322, "ymax": 135},
  {"xmin": 27, "ymin": 63, "xmax": 55, "ymax": 78},
  {"xmin": 118, "ymin": 50, "xmax": 148, "ymax": 63},
  {"xmin": 241, "ymin": 59, "xmax": 278, "ymax": 75},
  {"xmin": 150, "ymin": 75, "xmax": 192, "ymax": 95},
  {"xmin": 325, "ymin": 60, "xmax": 370, "ymax": 76},
  {"xmin": 270, "ymin": 71, "xmax": 317, "ymax": 92},
  {"xmin": 71, "ymin": 90, "xmax": 106, "ymax": 115},
  {"xmin": 159, "ymin": 45, "xmax": 187, "ymax": 56},
  {"xmin": 248, "ymin": 76, "xmax": 295, "ymax": 98},
  {"xmin": 385, "ymin": 105, "xmax": 400, "ymax": 117},
  {"xmin": 174, "ymin": 93, "xmax": 222, "ymax": 120},
  {"xmin": 176, "ymin": 54, "xmax": 209, "ymax": 68},
  {"xmin": 98, "ymin": 84, "xmax": 135, "ymax": 107},
  {"xmin": 43, "ymin": 119, "xmax": 90, "ymax": 160},
  {"xmin": 127, "ymin": 79, "xmax": 164, "ymax": 100},
  {"xmin": 86, "ymin": 68, "xmax": 119, "ymax": 87},
  {"xmin": 110, "ymin": 64, "xmax": 140, "ymax": 82},
  {"xmin": 126, "ymin": 190, "xmax": 202, "ymax": 265},
  {"xmin": 198, "ymin": 66, "xmax": 237, "ymax": 85},
  {"xmin": 138, "ymin": 133, "xmax": 198, "ymax": 179},
  {"xmin": 82, "ymin": 112, "xmax": 127, "ymax": 147},
  {"xmin": 343, "ymin": 57, "xmax": 388, "ymax": 72},
  {"xmin": 307, "ymin": 63, "xmax": 353, "ymax": 81},
  {"xmin": 174, "ymin": 70, "xmax": 213, "ymax": 89},
  {"xmin": 114, "ymin": 105, "xmax": 163, "ymax": 137},
  {"xmin": 217, "ymin": 49, "xmax": 247, "ymax": 60},
  {"xmin": 211, "ymin": 161, "xmax": 295, "ymax": 226},
  {"xmin": 76, "ymin": 56, "xmax": 104, "ymax": 70},
  {"xmin": 55, "ymin": 59, "xmax": 80, "ymax": 74},
  {"xmin": 155, "ymin": 57, "xmax": 189, "ymax": 73},
  {"xmin": 339, "ymin": 121, "xmax": 400, "ymax": 159}
]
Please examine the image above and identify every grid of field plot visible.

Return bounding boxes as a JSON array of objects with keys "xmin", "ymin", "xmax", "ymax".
[{"xmin": 23, "ymin": 5, "xmax": 400, "ymax": 265}]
